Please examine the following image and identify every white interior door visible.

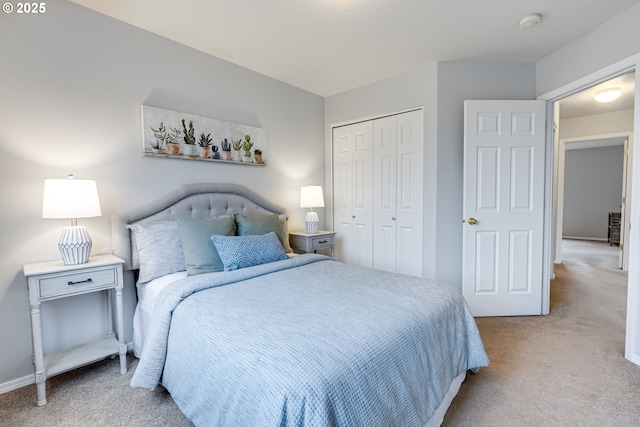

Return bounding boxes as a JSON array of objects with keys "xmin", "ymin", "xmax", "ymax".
[{"xmin": 463, "ymin": 100, "xmax": 546, "ymax": 316}]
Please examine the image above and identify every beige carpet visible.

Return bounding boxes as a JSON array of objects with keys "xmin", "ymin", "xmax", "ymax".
[
  {"xmin": 0, "ymin": 353, "xmax": 192, "ymax": 426},
  {"xmin": 2, "ymin": 239, "xmax": 638, "ymax": 426},
  {"xmin": 444, "ymin": 239, "xmax": 640, "ymax": 426}
]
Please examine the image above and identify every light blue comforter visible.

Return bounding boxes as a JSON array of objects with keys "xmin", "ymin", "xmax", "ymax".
[{"xmin": 131, "ymin": 254, "xmax": 488, "ymax": 427}]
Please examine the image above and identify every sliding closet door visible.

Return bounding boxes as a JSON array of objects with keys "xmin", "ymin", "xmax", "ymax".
[{"xmin": 332, "ymin": 121, "xmax": 374, "ymax": 268}]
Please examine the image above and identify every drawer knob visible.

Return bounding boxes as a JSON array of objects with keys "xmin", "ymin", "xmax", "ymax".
[
  {"xmin": 68, "ymin": 278, "xmax": 93, "ymax": 286},
  {"xmin": 318, "ymin": 240, "xmax": 327, "ymax": 244}
]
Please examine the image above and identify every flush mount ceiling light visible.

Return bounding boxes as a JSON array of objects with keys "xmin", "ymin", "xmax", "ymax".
[
  {"xmin": 519, "ymin": 13, "xmax": 542, "ymax": 29},
  {"xmin": 595, "ymin": 87, "xmax": 622, "ymax": 103}
]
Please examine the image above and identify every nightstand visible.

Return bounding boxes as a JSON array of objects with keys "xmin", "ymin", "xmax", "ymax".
[
  {"xmin": 289, "ymin": 230, "xmax": 336, "ymax": 258},
  {"xmin": 23, "ymin": 254, "xmax": 127, "ymax": 406}
]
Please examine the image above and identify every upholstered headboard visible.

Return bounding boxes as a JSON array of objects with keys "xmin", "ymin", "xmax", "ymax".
[{"xmin": 112, "ymin": 183, "xmax": 288, "ymax": 270}]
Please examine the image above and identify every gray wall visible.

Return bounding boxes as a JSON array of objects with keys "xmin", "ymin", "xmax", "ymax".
[
  {"xmin": 563, "ymin": 146, "xmax": 624, "ymax": 239},
  {"xmin": 537, "ymin": 3, "xmax": 640, "ymax": 95},
  {"xmin": 325, "ymin": 61, "xmax": 536, "ymax": 287},
  {"xmin": 0, "ymin": 0, "xmax": 324, "ymax": 386},
  {"xmin": 435, "ymin": 60, "xmax": 536, "ymax": 286},
  {"xmin": 324, "ymin": 64, "xmax": 439, "ymax": 278}
]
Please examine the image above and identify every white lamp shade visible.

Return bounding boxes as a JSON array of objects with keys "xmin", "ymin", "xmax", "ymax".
[
  {"xmin": 42, "ymin": 178, "xmax": 102, "ymax": 219},
  {"xmin": 300, "ymin": 185, "xmax": 325, "ymax": 208},
  {"xmin": 42, "ymin": 176, "xmax": 102, "ymax": 264}
]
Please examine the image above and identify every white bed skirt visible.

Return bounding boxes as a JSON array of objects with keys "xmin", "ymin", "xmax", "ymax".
[
  {"xmin": 424, "ymin": 371, "xmax": 465, "ymax": 427},
  {"xmin": 133, "ymin": 271, "xmax": 187, "ymax": 357}
]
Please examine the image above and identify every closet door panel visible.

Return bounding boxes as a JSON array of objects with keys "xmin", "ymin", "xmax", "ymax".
[
  {"xmin": 332, "ymin": 121, "xmax": 373, "ymax": 268},
  {"xmin": 396, "ymin": 110, "xmax": 423, "ymax": 277},
  {"xmin": 373, "ymin": 116, "xmax": 397, "ymax": 272}
]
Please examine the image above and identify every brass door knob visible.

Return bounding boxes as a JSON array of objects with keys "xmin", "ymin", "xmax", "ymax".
[{"xmin": 467, "ymin": 217, "xmax": 478, "ymax": 225}]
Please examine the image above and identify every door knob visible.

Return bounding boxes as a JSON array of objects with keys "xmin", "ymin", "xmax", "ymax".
[{"xmin": 467, "ymin": 217, "xmax": 478, "ymax": 225}]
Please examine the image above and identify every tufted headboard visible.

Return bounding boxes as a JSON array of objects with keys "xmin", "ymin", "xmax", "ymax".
[{"xmin": 112, "ymin": 183, "xmax": 288, "ymax": 270}]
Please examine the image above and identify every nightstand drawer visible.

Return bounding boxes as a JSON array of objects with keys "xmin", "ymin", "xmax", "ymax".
[
  {"xmin": 289, "ymin": 231, "xmax": 336, "ymax": 259},
  {"xmin": 311, "ymin": 235, "xmax": 334, "ymax": 250},
  {"xmin": 39, "ymin": 268, "xmax": 117, "ymax": 299}
]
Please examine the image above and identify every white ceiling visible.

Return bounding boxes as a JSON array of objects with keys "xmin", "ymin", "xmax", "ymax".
[
  {"xmin": 71, "ymin": 0, "xmax": 640, "ymax": 98},
  {"xmin": 558, "ymin": 72, "xmax": 635, "ymax": 119}
]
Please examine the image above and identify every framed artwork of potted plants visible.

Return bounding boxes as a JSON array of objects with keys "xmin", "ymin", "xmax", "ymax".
[{"xmin": 141, "ymin": 105, "xmax": 267, "ymax": 166}]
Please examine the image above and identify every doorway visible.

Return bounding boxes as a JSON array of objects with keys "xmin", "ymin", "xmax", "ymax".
[
  {"xmin": 542, "ymin": 65, "xmax": 639, "ymax": 365},
  {"xmin": 554, "ymin": 72, "xmax": 635, "ymax": 269}
]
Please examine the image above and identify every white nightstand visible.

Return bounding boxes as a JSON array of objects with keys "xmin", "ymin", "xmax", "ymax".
[
  {"xmin": 289, "ymin": 230, "xmax": 336, "ymax": 258},
  {"xmin": 23, "ymin": 254, "xmax": 127, "ymax": 406}
]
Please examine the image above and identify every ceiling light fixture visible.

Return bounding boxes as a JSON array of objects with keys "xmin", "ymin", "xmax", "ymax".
[
  {"xmin": 595, "ymin": 88, "xmax": 622, "ymax": 103},
  {"xmin": 519, "ymin": 13, "xmax": 542, "ymax": 29}
]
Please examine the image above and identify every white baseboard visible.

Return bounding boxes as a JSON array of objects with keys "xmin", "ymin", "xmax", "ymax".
[
  {"xmin": 625, "ymin": 350, "xmax": 640, "ymax": 366},
  {"xmin": 0, "ymin": 341, "xmax": 134, "ymax": 395},
  {"xmin": 0, "ymin": 374, "xmax": 34, "ymax": 394}
]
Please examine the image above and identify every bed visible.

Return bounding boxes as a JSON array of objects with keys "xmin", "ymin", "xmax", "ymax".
[{"xmin": 113, "ymin": 183, "xmax": 489, "ymax": 427}]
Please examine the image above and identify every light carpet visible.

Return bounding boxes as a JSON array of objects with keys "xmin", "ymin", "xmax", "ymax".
[{"xmin": 444, "ymin": 239, "xmax": 640, "ymax": 426}]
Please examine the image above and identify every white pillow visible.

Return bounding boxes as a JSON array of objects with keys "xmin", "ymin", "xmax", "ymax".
[{"xmin": 128, "ymin": 221, "xmax": 186, "ymax": 284}]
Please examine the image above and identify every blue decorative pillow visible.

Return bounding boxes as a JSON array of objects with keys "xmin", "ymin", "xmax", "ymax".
[
  {"xmin": 177, "ymin": 216, "xmax": 236, "ymax": 276},
  {"xmin": 235, "ymin": 214, "xmax": 292, "ymax": 252},
  {"xmin": 127, "ymin": 221, "xmax": 186, "ymax": 285},
  {"xmin": 210, "ymin": 231, "xmax": 288, "ymax": 271}
]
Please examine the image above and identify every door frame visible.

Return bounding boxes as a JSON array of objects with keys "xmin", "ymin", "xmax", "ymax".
[
  {"xmin": 555, "ymin": 133, "xmax": 631, "ymax": 265},
  {"xmin": 538, "ymin": 53, "xmax": 640, "ymax": 366}
]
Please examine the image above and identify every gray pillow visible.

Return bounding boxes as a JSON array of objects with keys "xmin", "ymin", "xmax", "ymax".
[
  {"xmin": 177, "ymin": 216, "xmax": 236, "ymax": 276},
  {"xmin": 235, "ymin": 214, "xmax": 292, "ymax": 252},
  {"xmin": 127, "ymin": 221, "xmax": 185, "ymax": 285}
]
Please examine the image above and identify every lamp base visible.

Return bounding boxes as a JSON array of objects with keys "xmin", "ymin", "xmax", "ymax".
[
  {"xmin": 305, "ymin": 211, "xmax": 319, "ymax": 234},
  {"xmin": 58, "ymin": 225, "xmax": 92, "ymax": 265}
]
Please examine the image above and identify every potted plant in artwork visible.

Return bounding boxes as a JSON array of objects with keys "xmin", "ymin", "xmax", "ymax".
[
  {"xmin": 182, "ymin": 119, "xmax": 198, "ymax": 158},
  {"xmin": 211, "ymin": 145, "xmax": 221, "ymax": 159},
  {"xmin": 231, "ymin": 138, "xmax": 243, "ymax": 162},
  {"xmin": 165, "ymin": 126, "xmax": 182, "ymax": 155},
  {"xmin": 241, "ymin": 134, "xmax": 254, "ymax": 163},
  {"xmin": 198, "ymin": 132, "xmax": 213, "ymax": 159},
  {"xmin": 221, "ymin": 138, "xmax": 232, "ymax": 160},
  {"xmin": 150, "ymin": 122, "xmax": 167, "ymax": 153},
  {"xmin": 254, "ymin": 149, "xmax": 263, "ymax": 164}
]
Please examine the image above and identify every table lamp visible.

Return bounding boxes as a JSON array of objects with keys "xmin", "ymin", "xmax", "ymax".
[
  {"xmin": 300, "ymin": 184, "xmax": 324, "ymax": 234},
  {"xmin": 42, "ymin": 174, "xmax": 102, "ymax": 264}
]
